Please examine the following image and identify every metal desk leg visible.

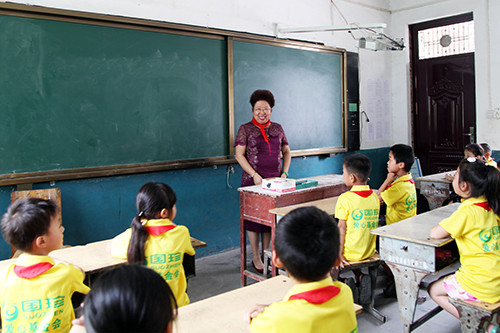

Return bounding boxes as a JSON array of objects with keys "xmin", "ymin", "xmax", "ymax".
[
  {"xmin": 387, "ymin": 263, "xmax": 429, "ymax": 333},
  {"xmin": 364, "ymin": 265, "xmax": 387, "ymax": 323}
]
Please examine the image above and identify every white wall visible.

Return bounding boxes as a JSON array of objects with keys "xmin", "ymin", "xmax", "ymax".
[
  {"xmin": 390, "ymin": 0, "xmax": 500, "ymax": 149},
  {"xmin": 3, "ymin": 0, "xmax": 495, "ymax": 149}
]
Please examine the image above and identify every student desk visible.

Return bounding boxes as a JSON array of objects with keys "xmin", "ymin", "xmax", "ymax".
[
  {"xmin": 0, "ymin": 237, "xmax": 207, "ymax": 285},
  {"xmin": 174, "ymin": 275, "xmax": 362, "ymax": 333},
  {"xmin": 238, "ymin": 174, "xmax": 348, "ymax": 285},
  {"xmin": 269, "ymin": 196, "xmax": 339, "ymax": 221},
  {"xmin": 371, "ymin": 203, "xmax": 460, "ymax": 333},
  {"xmin": 415, "ymin": 172, "xmax": 452, "ymax": 210}
]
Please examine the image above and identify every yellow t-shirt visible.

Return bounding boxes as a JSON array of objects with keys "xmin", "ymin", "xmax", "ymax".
[
  {"xmin": 335, "ymin": 185, "xmax": 379, "ymax": 261},
  {"xmin": 439, "ymin": 196, "xmax": 500, "ymax": 303},
  {"xmin": 486, "ymin": 157, "xmax": 497, "ymax": 168},
  {"xmin": 111, "ymin": 218, "xmax": 195, "ymax": 307},
  {"xmin": 380, "ymin": 173, "xmax": 417, "ymax": 225},
  {"xmin": 250, "ymin": 277, "xmax": 358, "ymax": 333},
  {"xmin": 0, "ymin": 254, "xmax": 90, "ymax": 333}
]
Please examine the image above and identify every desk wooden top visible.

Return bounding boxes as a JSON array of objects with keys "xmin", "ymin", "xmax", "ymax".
[
  {"xmin": 238, "ymin": 174, "xmax": 345, "ymax": 197},
  {"xmin": 415, "ymin": 172, "xmax": 453, "ymax": 184},
  {"xmin": 0, "ymin": 237, "xmax": 206, "ymax": 273},
  {"xmin": 269, "ymin": 196, "xmax": 339, "ymax": 217},
  {"xmin": 174, "ymin": 276, "xmax": 362, "ymax": 333},
  {"xmin": 371, "ymin": 203, "xmax": 459, "ymax": 247}
]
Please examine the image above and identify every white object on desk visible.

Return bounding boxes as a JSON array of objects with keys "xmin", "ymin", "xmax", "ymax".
[{"xmin": 261, "ymin": 177, "xmax": 296, "ymax": 192}]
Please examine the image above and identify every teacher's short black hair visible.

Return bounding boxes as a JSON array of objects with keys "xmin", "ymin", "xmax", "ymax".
[
  {"xmin": 275, "ymin": 206, "xmax": 339, "ymax": 282},
  {"xmin": 250, "ymin": 89, "xmax": 275, "ymax": 109}
]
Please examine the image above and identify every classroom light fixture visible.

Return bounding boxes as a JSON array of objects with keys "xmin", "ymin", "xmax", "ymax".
[{"xmin": 275, "ymin": 23, "xmax": 387, "ymax": 34}]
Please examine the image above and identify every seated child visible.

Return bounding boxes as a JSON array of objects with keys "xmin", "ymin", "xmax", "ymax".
[
  {"xmin": 335, "ymin": 153, "xmax": 379, "ymax": 303},
  {"xmin": 70, "ymin": 265, "xmax": 177, "ymax": 333},
  {"xmin": 111, "ymin": 182, "xmax": 195, "ymax": 307},
  {"xmin": 248, "ymin": 206, "xmax": 358, "ymax": 333},
  {"xmin": 377, "ymin": 144, "xmax": 417, "ymax": 225},
  {"xmin": 0, "ymin": 198, "xmax": 90, "ymax": 332},
  {"xmin": 429, "ymin": 158, "xmax": 500, "ymax": 333},
  {"xmin": 464, "ymin": 143, "xmax": 485, "ymax": 160},
  {"xmin": 480, "ymin": 142, "xmax": 497, "ymax": 168}
]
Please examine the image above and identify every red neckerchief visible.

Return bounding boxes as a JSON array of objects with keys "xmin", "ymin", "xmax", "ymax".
[
  {"xmin": 14, "ymin": 262, "xmax": 54, "ymax": 279},
  {"xmin": 387, "ymin": 178, "xmax": 414, "ymax": 189},
  {"xmin": 252, "ymin": 118, "xmax": 272, "ymax": 156},
  {"xmin": 351, "ymin": 189, "xmax": 373, "ymax": 198},
  {"xmin": 473, "ymin": 202, "xmax": 491, "ymax": 211},
  {"xmin": 288, "ymin": 285, "xmax": 340, "ymax": 304},
  {"xmin": 145, "ymin": 225, "xmax": 176, "ymax": 236}
]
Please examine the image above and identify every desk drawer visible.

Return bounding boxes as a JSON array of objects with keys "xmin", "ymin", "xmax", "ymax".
[{"xmin": 379, "ymin": 237, "xmax": 436, "ymax": 272}]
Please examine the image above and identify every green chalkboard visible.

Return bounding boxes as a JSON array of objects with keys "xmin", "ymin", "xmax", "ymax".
[
  {"xmin": 233, "ymin": 40, "xmax": 343, "ymax": 151},
  {"xmin": 0, "ymin": 14, "xmax": 228, "ymax": 174}
]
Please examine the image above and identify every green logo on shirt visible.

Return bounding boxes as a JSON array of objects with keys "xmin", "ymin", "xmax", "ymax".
[
  {"xmin": 352, "ymin": 209, "xmax": 363, "ymax": 221},
  {"xmin": 405, "ymin": 193, "xmax": 417, "ymax": 211}
]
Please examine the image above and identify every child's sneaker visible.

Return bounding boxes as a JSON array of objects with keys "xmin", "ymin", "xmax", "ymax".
[{"xmin": 345, "ymin": 277, "xmax": 359, "ymax": 304}]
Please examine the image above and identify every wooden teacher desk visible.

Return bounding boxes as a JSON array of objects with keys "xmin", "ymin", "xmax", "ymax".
[
  {"xmin": 371, "ymin": 203, "xmax": 460, "ymax": 333},
  {"xmin": 174, "ymin": 275, "xmax": 362, "ymax": 333},
  {"xmin": 0, "ymin": 237, "xmax": 207, "ymax": 285},
  {"xmin": 238, "ymin": 174, "xmax": 348, "ymax": 286}
]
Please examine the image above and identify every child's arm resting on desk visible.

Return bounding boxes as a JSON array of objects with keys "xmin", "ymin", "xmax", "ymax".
[{"xmin": 430, "ymin": 224, "xmax": 450, "ymax": 239}]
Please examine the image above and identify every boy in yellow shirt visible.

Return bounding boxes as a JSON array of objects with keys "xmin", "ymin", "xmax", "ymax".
[
  {"xmin": 335, "ymin": 153, "xmax": 379, "ymax": 304},
  {"xmin": 377, "ymin": 144, "xmax": 417, "ymax": 225},
  {"xmin": 248, "ymin": 206, "xmax": 358, "ymax": 333},
  {"xmin": 480, "ymin": 142, "xmax": 498, "ymax": 168},
  {"xmin": 0, "ymin": 198, "xmax": 90, "ymax": 333}
]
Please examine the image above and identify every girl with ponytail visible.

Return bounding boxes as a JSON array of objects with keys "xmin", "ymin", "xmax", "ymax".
[
  {"xmin": 112, "ymin": 182, "xmax": 195, "ymax": 307},
  {"xmin": 428, "ymin": 158, "xmax": 500, "ymax": 332}
]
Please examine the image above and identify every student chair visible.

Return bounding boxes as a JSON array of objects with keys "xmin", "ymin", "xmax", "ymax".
[
  {"xmin": 336, "ymin": 254, "xmax": 387, "ymax": 323},
  {"xmin": 449, "ymin": 297, "xmax": 500, "ymax": 333},
  {"xmin": 10, "ymin": 188, "xmax": 62, "ymax": 258}
]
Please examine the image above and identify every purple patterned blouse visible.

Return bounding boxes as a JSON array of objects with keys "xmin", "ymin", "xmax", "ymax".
[{"xmin": 235, "ymin": 121, "xmax": 289, "ymax": 187}]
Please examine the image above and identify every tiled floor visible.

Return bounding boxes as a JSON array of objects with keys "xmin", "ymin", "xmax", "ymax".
[{"xmin": 187, "ymin": 248, "xmax": 462, "ymax": 332}]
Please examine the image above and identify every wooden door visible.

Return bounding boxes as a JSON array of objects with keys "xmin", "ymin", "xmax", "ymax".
[{"xmin": 410, "ymin": 13, "xmax": 476, "ymax": 175}]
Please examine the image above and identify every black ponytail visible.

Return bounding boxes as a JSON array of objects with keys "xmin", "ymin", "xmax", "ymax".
[
  {"xmin": 458, "ymin": 158, "xmax": 500, "ymax": 216},
  {"xmin": 127, "ymin": 215, "xmax": 149, "ymax": 265},
  {"xmin": 126, "ymin": 182, "xmax": 177, "ymax": 265}
]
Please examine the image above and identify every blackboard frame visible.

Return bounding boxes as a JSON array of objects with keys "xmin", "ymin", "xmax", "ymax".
[{"xmin": 0, "ymin": 3, "xmax": 348, "ymax": 186}]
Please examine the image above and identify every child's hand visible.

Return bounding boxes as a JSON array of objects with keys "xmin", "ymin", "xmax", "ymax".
[
  {"xmin": 69, "ymin": 316, "xmax": 86, "ymax": 333},
  {"xmin": 340, "ymin": 255, "xmax": 350, "ymax": 268},
  {"xmin": 445, "ymin": 171, "xmax": 456, "ymax": 181},
  {"xmin": 247, "ymin": 304, "xmax": 268, "ymax": 324},
  {"xmin": 386, "ymin": 172, "xmax": 397, "ymax": 182}
]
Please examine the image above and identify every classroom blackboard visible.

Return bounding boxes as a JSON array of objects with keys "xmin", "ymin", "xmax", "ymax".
[
  {"xmin": 233, "ymin": 39, "xmax": 344, "ymax": 151},
  {"xmin": 0, "ymin": 14, "xmax": 228, "ymax": 175}
]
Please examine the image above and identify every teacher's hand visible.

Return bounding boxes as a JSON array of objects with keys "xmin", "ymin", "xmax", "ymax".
[
  {"xmin": 253, "ymin": 173, "xmax": 263, "ymax": 185},
  {"xmin": 281, "ymin": 172, "xmax": 288, "ymax": 179}
]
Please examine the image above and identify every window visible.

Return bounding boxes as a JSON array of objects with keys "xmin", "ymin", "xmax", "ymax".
[{"xmin": 418, "ymin": 20, "xmax": 474, "ymax": 59}]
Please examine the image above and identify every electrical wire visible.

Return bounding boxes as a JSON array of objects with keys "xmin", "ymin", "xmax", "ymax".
[{"xmin": 329, "ymin": 0, "xmax": 357, "ymax": 40}]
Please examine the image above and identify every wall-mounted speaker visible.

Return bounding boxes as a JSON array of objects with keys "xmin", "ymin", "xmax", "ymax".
[{"xmin": 346, "ymin": 51, "xmax": 360, "ymax": 151}]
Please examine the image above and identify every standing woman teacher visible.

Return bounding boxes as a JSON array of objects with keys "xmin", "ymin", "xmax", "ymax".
[{"xmin": 235, "ymin": 89, "xmax": 291, "ymax": 273}]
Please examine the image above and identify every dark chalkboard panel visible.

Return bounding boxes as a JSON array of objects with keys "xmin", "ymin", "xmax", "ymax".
[
  {"xmin": 233, "ymin": 39, "xmax": 344, "ymax": 151},
  {"xmin": 0, "ymin": 14, "xmax": 228, "ymax": 175}
]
